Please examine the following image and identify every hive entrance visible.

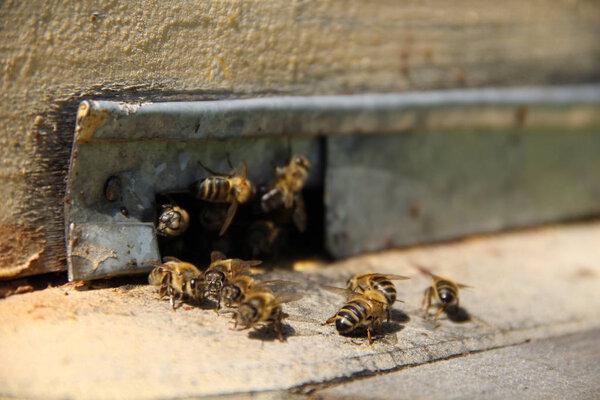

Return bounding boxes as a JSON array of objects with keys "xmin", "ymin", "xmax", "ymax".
[{"xmin": 155, "ymin": 186, "xmax": 326, "ymax": 268}]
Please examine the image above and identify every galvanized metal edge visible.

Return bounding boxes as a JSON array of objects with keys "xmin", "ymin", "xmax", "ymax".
[
  {"xmin": 66, "ymin": 85, "xmax": 600, "ymax": 280},
  {"xmin": 75, "ymin": 85, "xmax": 600, "ymax": 143}
]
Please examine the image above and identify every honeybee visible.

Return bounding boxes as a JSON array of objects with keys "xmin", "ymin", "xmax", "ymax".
[
  {"xmin": 347, "ymin": 272, "xmax": 410, "ymax": 308},
  {"xmin": 148, "ymin": 257, "xmax": 203, "ymax": 309},
  {"xmin": 202, "ymin": 250, "xmax": 262, "ymax": 302},
  {"xmin": 234, "ymin": 289, "xmax": 302, "ymax": 342},
  {"xmin": 245, "ymin": 219, "xmax": 281, "ymax": 258},
  {"xmin": 261, "ymin": 155, "xmax": 311, "ymax": 232},
  {"xmin": 322, "ymin": 286, "xmax": 389, "ymax": 344},
  {"xmin": 156, "ymin": 204, "xmax": 190, "ymax": 236},
  {"xmin": 220, "ymin": 275, "xmax": 295, "ymax": 309},
  {"xmin": 192, "ymin": 161, "xmax": 255, "ymax": 236},
  {"xmin": 416, "ymin": 265, "xmax": 471, "ymax": 320}
]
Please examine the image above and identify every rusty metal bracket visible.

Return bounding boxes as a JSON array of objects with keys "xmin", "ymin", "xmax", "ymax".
[{"xmin": 65, "ymin": 85, "xmax": 600, "ymax": 280}]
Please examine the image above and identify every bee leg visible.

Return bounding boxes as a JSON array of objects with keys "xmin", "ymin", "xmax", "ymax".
[
  {"xmin": 274, "ymin": 313, "xmax": 285, "ymax": 342},
  {"xmin": 219, "ymin": 202, "xmax": 238, "ymax": 236},
  {"xmin": 422, "ymin": 287, "xmax": 433, "ymax": 317},
  {"xmin": 158, "ymin": 273, "xmax": 171, "ymax": 299},
  {"xmin": 432, "ymin": 305, "xmax": 444, "ymax": 321},
  {"xmin": 322, "ymin": 315, "xmax": 336, "ymax": 326},
  {"xmin": 158, "ymin": 285, "xmax": 168, "ymax": 299},
  {"xmin": 167, "ymin": 286, "xmax": 177, "ymax": 310},
  {"xmin": 367, "ymin": 324, "xmax": 374, "ymax": 345}
]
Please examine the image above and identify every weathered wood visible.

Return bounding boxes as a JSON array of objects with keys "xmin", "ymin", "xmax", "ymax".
[
  {"xmin": 1, "ymin": 0, "xmax": 599, "ymax": 278},
  {"xmin": 0, "ymin": 222, "xmax": 599, "ymax": 399},
  {"xmin": 316, "ymin": 329, "xmax": 600, "ymax": 400}
]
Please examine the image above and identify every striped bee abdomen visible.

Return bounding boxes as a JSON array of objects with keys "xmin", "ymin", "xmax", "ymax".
[
  {"xmin": 371, "ymin": 276, "xmax": 397, "ymax": 305},
  {"xmin": 261, "ymin": 186, "xmax": 285, "ymax": 212},
  {"xmin": 335, "ymin": 300, "xmax": 369, "ymax": 333},
  {"xmin": 198, "ymin": 177, "xmax": 232, "ymax": 203},
  {"xmin": 435, "ymin": 279, "xmax": 458, "ymax": 305}
]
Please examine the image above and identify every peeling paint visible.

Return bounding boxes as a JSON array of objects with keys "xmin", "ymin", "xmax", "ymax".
[
  {"xmin": 0, "ymin": 224, "xmax": 46, "ymax": 279},
  {"xmin": 70, "ymin": 244, "xmax": 117, "ymax": 271},
  {"xmin": 75, "ymin": 101, "xmax": 109, "ymax": 144}
]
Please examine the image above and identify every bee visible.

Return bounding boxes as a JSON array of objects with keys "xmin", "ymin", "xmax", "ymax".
[
  {"xmin": 156, "ymin": 204, "xmax": 190, "ymax": 236},
  {"xmin": 148, "ymin": 257, "xmax": 203, "ymax": 309},
  {"xmin": 202, "ymin": 250, "xmax": 262, "ymax": 303},
  {"xmin": 416, "ymin": 265, "xmax": 471, "ymax": 320},
  {"xmin": 261, "ymin": 155, "xmax": 311, "ymax": 232},
  {"xmin": 322, "ymin": 286, "xmax": 389, "ymax": 344},
  {"xmin": 245, "ymin": 219, "xmax": 281, "ymax": 258},
  {"xmin": 220, "ymin": 275, "xmax": 295, "ymax": 309},
  {"xmin": 192, "ymin": 161, "xmax": 255, "ymax": 236},
  {"xmin": 347, "ymin": 272, "xmax": 410, "ymax": 308},
  {"xmin": 234, "ymin": 289, "xmax": 302, "ymax": 342}
]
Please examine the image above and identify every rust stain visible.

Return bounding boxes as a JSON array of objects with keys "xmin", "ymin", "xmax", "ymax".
[{"xmin": 0, "ymin": 224, "xmax": 46, "ymax": 279}]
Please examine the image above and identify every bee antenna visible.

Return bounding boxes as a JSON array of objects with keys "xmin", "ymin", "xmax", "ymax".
[
  {"xmin": 226, "ymin": 153, "xmax": 234, "ymax": 170},
  {"xmin": 412, "ymin": 263, "xmax": 434, "ymax": 277},
  {"xmin": 198, "ymin": 160, "xmax": 222, "ymax": 176}
]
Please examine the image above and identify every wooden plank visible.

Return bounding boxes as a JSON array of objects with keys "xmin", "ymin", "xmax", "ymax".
[
  {"xmin": 1, "ymin": 0, "xmax": 599, "ymax": 278},
  {"xmin": 1, "ymin": 222, "xmax": 599, "ymax": 398}
]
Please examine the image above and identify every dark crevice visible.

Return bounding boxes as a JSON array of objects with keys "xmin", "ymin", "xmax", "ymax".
[{"xmin": 155, "ymin": 185, "xmax": 327, "ymax": 268}]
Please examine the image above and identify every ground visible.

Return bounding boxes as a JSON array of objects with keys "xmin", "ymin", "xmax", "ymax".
[{"xmin": 1, "ymin": 222, "xmax": 599, "ymax": 399}]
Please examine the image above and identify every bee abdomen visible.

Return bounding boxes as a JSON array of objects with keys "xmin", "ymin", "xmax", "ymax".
[
  {"xmin": 198, "ymin": 177, "xmax": 231, "ymax": 202},
  {"xmin": 335, "ymin": 301, "xmax": 368, "ymax": 333},
  {"xmin": 436, "ymin": 280, "xmax": 458, "ymax": 305},
  {"xmin": 261, "ymin": 187, "xmax": 284, "ymax": 212},
  {"xmin": 372, "ymin": 278, "xmax": 397, "ymax": 305},
  {"xmin": 148, "ymin": 268, "xmax": 167, "ymax": 286}
]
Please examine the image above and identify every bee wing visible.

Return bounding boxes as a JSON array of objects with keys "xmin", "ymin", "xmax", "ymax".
[
  {"xmin": 292, "ymin": 193, "xmax": 307, "ymax": 232},
  {"xmin": 152, "ymin": 262, "xmax": 184, "ymax": 276},
  {"xmin": 275, "ymin": 292, "xmax": 304, "ymax": 304},
  {"xmin": 210, "ymin": 250, "xmax": 227, "ymax": 263},
  {"xmin": 233, "ymin": 162, "xmax": 247, "ymax": 178},
  {"xmin": 162, "ymin": 256, "xmax": 183, "ymax": 263},
  {"xmin": 254, "ymin": 279, "xmax": 297, "ymax": 289},
  {"xmin": 352, "ymin": 272, "xmax": 410, "ymax": 281},
  {"xmin": 198, "ymin": 160, "xmax": 227, "ymax": 176},
  {"xmin": 178, "ymin": 264, "xmax": 202, "ymax": 279},
  {"xmin": 412, "ymin": 263, "xmax": 435, "ymax": 277},
  {"xmin": 219, "ymin": 202, "xmax": 238, "ymax": 236},
  {"xmin": 261, "ymin": 187, "xmax": 284, "ymax": 212},
  {"xmin": 457, "ymin": 283, "xmax": 473, "ymax": 289},
  {"xmin": 322, "ymin": 285, "xmax": 363, "ymax": 300},
  {"xmin": 229, "ymin": 259, "xmax": 262, "ymax": 275},
  {"xmin": 379, "ymin": 274, "xmax": 410, "ymax": 281}
]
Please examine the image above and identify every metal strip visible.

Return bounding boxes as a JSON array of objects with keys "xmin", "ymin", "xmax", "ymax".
[
  {"xmin": 76, "ymin": 85, "xmax": 600, "ymax": 143},
  {"xmin": 66, "ymin": 85, "xmax": 600, "ymax": 280}
]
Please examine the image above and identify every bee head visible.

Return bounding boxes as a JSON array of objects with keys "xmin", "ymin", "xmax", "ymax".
[
  {"xmin": 293, "ymin": 155, "xmax": 311, "ymax": 170},
  {"xmin": 203, "ymin": 271, "xmax": 225, "ymax": 295},
  {"xmin": 189, "ymin": 278, "xmax": 204, "ymax": 298}
]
